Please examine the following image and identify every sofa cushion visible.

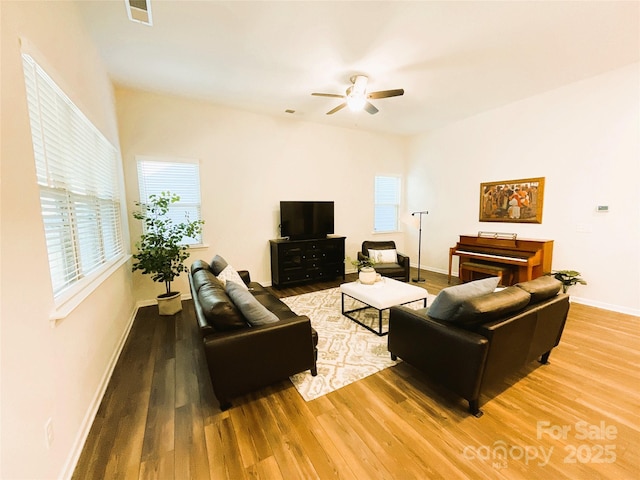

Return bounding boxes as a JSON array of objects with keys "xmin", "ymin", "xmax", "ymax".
[
  {"xmin": 197, "ymin": 281, "xmax": 247, "ymax": 331},
  {"xmin": 191, "ymin": 259, "xmax": 212, "ymax": 275},
  {"xmin": 226, "ymin": 281, "xmax": 279, "ymax": 326},
  {"xmin": 516, "ymin": 276, "xmax": 562, "ymax": 303},
  {"xmin": 210, "ymin": 254, "xmax": 229, "ymax": 275},
  {"xmin": 216, "ymin": 265, "xmax": 248, "ymax": 289},
  {"xmin": 448, "ymin": 286, "xmax": 532, "ymax": 327},
  {"xmin": 192, "ymin": 269, "xmax": 222, "ymax": 293},
  {"xmin": 428, "ymin": 277, "xmax": 500, "ymax": 320}
]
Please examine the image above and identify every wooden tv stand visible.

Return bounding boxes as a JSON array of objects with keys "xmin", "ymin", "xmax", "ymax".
[{"xmin": 270, "ymin": 236, "xmax": 345, "ymax": 287}]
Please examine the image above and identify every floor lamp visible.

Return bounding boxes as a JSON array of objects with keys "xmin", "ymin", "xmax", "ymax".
[{"xmin": 412, "ymin": 211, "xmax": 428, "ymax": 283}]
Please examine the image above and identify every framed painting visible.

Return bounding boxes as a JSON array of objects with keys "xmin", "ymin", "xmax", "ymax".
[{"xmin": 479, "ymin": 177, "xmax": 545, "ymax": 223}]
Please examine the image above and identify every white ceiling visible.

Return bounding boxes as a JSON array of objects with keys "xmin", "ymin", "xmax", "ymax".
[{"xmin": 76, "ymin": 1, "xmax": 640, "ymax": 136}]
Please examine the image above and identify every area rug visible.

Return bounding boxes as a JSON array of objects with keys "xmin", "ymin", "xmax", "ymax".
[{"xmin": 282, "ymin": 287, "xmax": 435, "ymax": 401}]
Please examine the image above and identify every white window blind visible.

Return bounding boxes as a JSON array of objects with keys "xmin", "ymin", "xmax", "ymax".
[
  {"xmin": 22, "ymin": 53, "xmax": 124, "ymax": 298},
  {"xmin": 374, "ymin": 175, "xmax": 401, "ymax": 232},
  {"xmin": 136, "ymin": 158, "xmax": 203, "ymax": 245}
]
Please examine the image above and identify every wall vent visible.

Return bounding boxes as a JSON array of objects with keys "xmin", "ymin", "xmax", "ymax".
[{"xmin": 125, "ymin": 0, "xmax": 153, "ymax": 26}]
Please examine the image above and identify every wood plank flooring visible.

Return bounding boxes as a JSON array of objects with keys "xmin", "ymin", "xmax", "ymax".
[{"xmin": 73, "ymin": 269, "xmax": 640, "ymax": 479}]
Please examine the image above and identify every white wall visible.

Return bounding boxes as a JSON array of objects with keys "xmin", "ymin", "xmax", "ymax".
[
  {"xmin": 115, "ymin": 88, "xmax": 408, "ymax": 303},
  {"xmin": 406, "ymin": 63, "xmax": 640, "ymax": 315},
  {"xmin": 0, "ymin": 2, "xmax": 136, "ymax": 479}
]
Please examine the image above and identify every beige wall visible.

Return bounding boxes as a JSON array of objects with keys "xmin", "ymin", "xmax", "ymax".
[
  {"xmin": 116, "ymin": 88, "xmax": 408, "ymax": 304},
  {"xmin": 1, "ymin": 2, "xmax": 136, "ymax": 479},
  {"xmin": 406, "ymin": 63, "xmax": 640, "ymax": 315}
]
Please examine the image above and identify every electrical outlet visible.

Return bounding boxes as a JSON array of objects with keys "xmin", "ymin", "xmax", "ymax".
[{"xmin": 45, "ymin": 418, "xmax": 54, "ymax": 449}]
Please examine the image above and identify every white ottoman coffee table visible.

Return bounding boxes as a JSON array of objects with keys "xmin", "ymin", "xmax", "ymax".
[{"xmin": 340, "ymin": 277, "xmax": 428, "ymax": 336}]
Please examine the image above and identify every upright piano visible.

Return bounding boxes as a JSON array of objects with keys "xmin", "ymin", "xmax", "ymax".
[{"xmin": 448, "ymin": 234, "xmax": 553, "ymax": 285}]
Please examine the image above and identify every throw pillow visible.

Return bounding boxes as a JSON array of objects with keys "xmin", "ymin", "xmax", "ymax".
[
  {"xmin": 225, "ymin": 281, "xmax": 279, "ymax": 326},
  {"xmin": 216, "ymin": 265, "xmax": 248, "ymax": 289},
  {"xmin": 428, "ymin": 276, "xmax": 501, "ymax": 320},
  {"xmin": 368, "ymin": 249, "xmax": 397, "ymax": 264},
  {"xmin": 210, "ymin": 254, "xmax": 229, "ymax": 275}
]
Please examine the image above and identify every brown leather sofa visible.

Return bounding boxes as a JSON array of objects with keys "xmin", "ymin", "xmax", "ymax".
[
  {"xmin": 188, "ymin": 258, "xmax": 318, "ymax": 410},
  {"xmin": 388, "ymin": 276, "xmax": 570, "ymax": 417},
  {"xmin": 358, "ymin": 240, "xmax": 410, "ymax": 282}
]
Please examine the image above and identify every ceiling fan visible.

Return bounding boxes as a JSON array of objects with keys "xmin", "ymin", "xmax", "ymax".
[{"xmin": 312, "ymin": 75, "xmax": 404, "ymax": 115}]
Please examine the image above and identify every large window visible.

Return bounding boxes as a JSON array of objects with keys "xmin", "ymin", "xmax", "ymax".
[
  {"xmin": 374, "ymin": 175, "xmax": 401, "ymax": 232},
  {"xmin": 22, "ymin": 54, "xmax": 125, "ymax": 299},
  {"xmin": 136, "ymin": 157, "xmax": 203, "ymax": 245}
]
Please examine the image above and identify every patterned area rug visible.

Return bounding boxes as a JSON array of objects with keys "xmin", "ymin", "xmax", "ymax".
[{"xmin": 282, "ymin": 287, "xmax": 435, "ymax": 401}]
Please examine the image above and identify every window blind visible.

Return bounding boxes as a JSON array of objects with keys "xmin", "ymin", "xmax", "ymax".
[
  {"xmin": 374, "ymin": 175, "xmax": 401, "ymax": 232},
  {"xmin": 136, "ymin": 158, "xmax": 202, "ymax": 245},
  {"xmin": 22, "ymin": 54, "xmax": 124, "ymax": 298}
]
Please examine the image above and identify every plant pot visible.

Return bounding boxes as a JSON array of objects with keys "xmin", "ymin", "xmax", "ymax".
[
  {"xmin": 359, "ymin": 267, "xmax": 377, "ymax": 285},
  {"xmin": 157, "ymin": 291, "xmax": 182, "ymax": 315}
]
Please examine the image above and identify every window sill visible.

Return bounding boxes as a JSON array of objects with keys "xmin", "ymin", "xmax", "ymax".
[
  {"xmin": 188, "ymin": 243, "xmax": 209, "ymax": 250},
  {"xmin": 49, "ymin": 254, "xmax": 131, "ymax": 325}
]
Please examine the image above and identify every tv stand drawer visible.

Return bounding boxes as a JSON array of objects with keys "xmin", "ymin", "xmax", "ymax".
[{"xmin": 270, "ymin": 236, "xmax": 346, "ymax": 287}]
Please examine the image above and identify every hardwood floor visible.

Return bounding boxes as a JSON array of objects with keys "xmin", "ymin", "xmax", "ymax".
[{"xmin": 73, "ymin": 269, "xmax": 640, "ymax": 479}]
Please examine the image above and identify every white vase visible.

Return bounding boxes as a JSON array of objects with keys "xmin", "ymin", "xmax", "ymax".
[
  {"xmin": 157, "ymin": 291, "xmax": 182, "ymax": 315},
  {"xmin": 359, "ymin": 267, "xmax": 377, "ymax": 285}
]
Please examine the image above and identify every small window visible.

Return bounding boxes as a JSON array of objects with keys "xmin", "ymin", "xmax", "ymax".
[
  {"xmin": 136, "ymin": 158, "xmax": 203, "ymax": 245},
  {"xmin": 374, "ymin": 175, "xmax": 401, "ymax": 232}
]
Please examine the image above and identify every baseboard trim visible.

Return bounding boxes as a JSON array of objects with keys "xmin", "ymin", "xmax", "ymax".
[
  {"xmin": 59, "ymin": 304, "xmax": 138, "ymax": 480},
  {"xmin": 570, "ymin": 296, "xmax": 640, "ymax": 317}
]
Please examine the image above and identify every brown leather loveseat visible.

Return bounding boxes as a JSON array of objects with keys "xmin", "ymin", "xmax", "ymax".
[
  {"xmin": 388, "ymin": 276, "xmax": 569, "ymax": 417},
  {"xmin": 188, "ymin": 256, "xmax": 318, "ymax": 410}
]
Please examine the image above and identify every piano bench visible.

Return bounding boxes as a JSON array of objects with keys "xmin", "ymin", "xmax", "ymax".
[{"xmin": 460, "ymin": 262, "xmax": 513, "ymax": 286}]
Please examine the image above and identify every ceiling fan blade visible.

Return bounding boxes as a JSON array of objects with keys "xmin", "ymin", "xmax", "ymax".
[
  {"xmin": 326, "ymin": 103, "xmax": 347, "ymax": 115},
  {"xmin": 364, "ymin": 102, "xmax": 379, "ymax": 115},
  {"xmin": 367, "ymin": 88, "xmax": 404, "ymax": 99},
  {"xmin": 312, "ymin": 93, "xmax": 345, "ymax": 98}
]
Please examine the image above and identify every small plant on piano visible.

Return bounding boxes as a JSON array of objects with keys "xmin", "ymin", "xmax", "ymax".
[{"xmin": 550, "ymin": 270, "xmax": 587, "ymax": 293}]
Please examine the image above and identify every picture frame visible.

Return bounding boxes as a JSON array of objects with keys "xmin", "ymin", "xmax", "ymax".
[{"xmin": 479, "ymin": 177, "xmax": 545, "ymax": 223}]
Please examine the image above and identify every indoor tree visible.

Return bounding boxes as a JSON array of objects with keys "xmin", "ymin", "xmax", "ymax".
[{"xmin": 132, "ymin": 191, "xmax": 204, "ymax": 298}]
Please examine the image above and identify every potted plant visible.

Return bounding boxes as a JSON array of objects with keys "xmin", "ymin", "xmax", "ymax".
[
  {"xmin": 550, "ymin": 270, "xmax": 587, "ymax": 294},
  {"xmin": 132, "ymin": 192, "xmax": 204, "ymax": 315},
  {"xmin": 349, "ymin": 256, "xmax": 378, "ymax": 285}
]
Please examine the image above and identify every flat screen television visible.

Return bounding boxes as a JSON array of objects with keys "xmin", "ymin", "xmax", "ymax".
[{"xmin": 280, "ymin": 201, "xmax": 334, "ymax": 240}]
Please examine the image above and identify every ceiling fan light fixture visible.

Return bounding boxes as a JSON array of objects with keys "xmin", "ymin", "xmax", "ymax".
[
  {"xmin": 347, "ymin": 94, "xmax": 366, "ymax": 111},
  {"xmin": 312, "ymin": 74, "xmax": 403, "ymax": 115}
]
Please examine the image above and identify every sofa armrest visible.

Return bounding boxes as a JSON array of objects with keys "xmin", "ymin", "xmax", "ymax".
[
  {"xmin": 389, "ymin": 305, "xmax": 489, "ymax": 402},
  {"xmin": 202, "ymin": 315, "xmax": 316, "ymax": 400},
  {"xmin": 396, "ymin": 252, "xmax": 410, "ymax": 267},
  {"xmin": 238, "ymin": 270, "xmax": 251, "ymax": 285}
]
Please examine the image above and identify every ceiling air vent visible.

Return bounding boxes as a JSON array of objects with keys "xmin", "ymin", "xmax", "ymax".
[{"xmin": 125, "ymin": 0, "xmax": 153, "ymax": 26}]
